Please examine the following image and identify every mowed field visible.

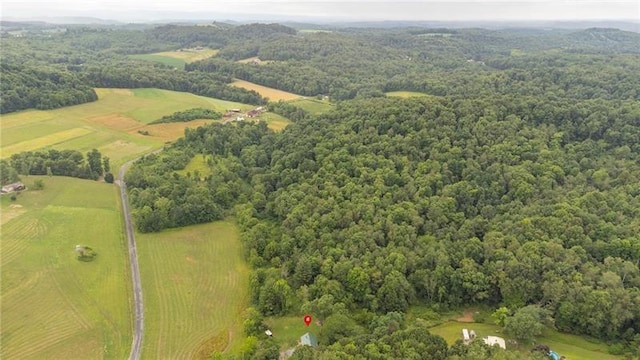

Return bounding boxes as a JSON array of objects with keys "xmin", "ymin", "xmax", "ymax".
[
  {"xmin": 0, "ymin": 176, "xmax": 131, "ymax": 359},
  {"xmin": 428, "ymin": 321, "xmax": 620, "ymax": 360},
  {"xmin": 0, "ymin": 88, "xmax": 251, "ymax": 167},
  {"xmin": 136, "ymin": 220, "xmax": 250, "ymax": 359},
  {"xmin": 386, "ymin": 91, "xmax": 433, "ymax": 98},
  {"xmin": 129, "ymin": 48, "xmax": 218, "ymax": 69},
  {"xmin": 230, "ymin": 79, "xmax": 303, "ymax": 101}
]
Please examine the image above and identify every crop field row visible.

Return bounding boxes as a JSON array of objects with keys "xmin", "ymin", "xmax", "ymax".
[{"xmin": 136, "ymin": 220, "xmax": 250, "ymax": 359}]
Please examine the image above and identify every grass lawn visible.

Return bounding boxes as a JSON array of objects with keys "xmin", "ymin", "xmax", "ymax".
[
  {"xmin": 231, "ymin": 80, "xmax": 303, "ymax": 101},
  {"xmin": 264, "ymin": 316, "xmax": 323, "ymax": 350},
  {"xmin": 0, "ymin": 88, "xmax": 251, "ymax": 168},
  {"xmin": 0, "ymin": 176, "xmax": 131, "ymax": 360},
  {"xmin": 386, "ymin": 91, "xmax": 433, "ymax": 98},
  {"xmin": 129, "ymin": 48, "xmax": 218, "ymax": 69},
  {"xmin": 287, "ymin": 98, "xmax": 334, "ymax": 115},
  {"xmin": 136, "ymin": 220, "xmax": 250, "ymax": 359},
  {"xmin": 259, "ymin": 112, "xmax": 292, "ymax": 132},
  {"xmin": 428, "ymin": 321, "xmax": 621, "ymax": 360},
  {"xmin": 177, "ymin": 154, "xmax": 213, "ymax": 179}
]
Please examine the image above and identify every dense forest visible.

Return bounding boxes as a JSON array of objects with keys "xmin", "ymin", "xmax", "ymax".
[{"xmin": 4, "ymin": 21, "xmax": 640, "ymax": 359}]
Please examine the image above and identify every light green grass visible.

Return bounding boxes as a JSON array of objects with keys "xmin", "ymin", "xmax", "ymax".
[
  {"xmin": 136, "ymin": 220, "xmax": 250, "ymax": 359},
  {"xmin": 428, "ymin": 321, "xmax": 621, "ymax": 360},
  {"xmin": 0, "ymin": 88, "xmax": 251, "ymax": 168},
  {"xmin": 177, "ymin": 154, "xmax": 213, "ymax": 179},
  {"xmin": 129, "ymin": 54, "xmax": 187, "ymax": 69},
  {"xmin": 259, "ymin": 113, "xmax": 292, "ymax": 132},
  {"xmin": 264, "ymin": 316, "xmax": 322, "ymax": 350},
  {"xmin": 287, "ymin": 98, "xmax": 334, "ymax": 115},
  {"xmin": 0, "ymin": 176, "xmax": 131, "ymax": 360},
  {"xmin": 129, "ymin": 48, "xmax": 218, "ymax": 69},
  {"xmin": 386, "ymin": 91, "xmax": 433, "ymax": 98}
]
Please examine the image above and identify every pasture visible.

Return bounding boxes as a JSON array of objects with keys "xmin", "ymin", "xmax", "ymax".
[
  {"xmin": 287, "ymin": 98, "xmax": 334, "ymax": 115},
  {"xmin": 230, "ymin": 80, "xmax": 302, "ymax": 101},
  {"xmin": 386, "ymin": 91, "xmax": 433, "ymax": 98},
  {"xmin": 0, "ymin": 176, "xmax": 131, "ymax": 360},
  {"xmin": 135, "ymin": 220, "xmax": 250, "ymax": 359},
  {"xmin": 129, "ymin": 48, "xmax": 218, "ymax": 69},
  {"xmin": 0, "ymin": 88, "xmax": 250, "ymax": 167},
  {"xmin": 428, "ymin": 321, "xmax": 620, "ymax": 360}
]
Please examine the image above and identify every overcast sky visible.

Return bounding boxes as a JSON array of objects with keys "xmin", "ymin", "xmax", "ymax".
[{"xmin": 2, "ymin": 0, "xmax": 639, "ymax": 22}]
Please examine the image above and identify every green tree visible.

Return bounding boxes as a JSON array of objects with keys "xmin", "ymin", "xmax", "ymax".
[{"xmin": 504, "ymin": 305, "xmax": 551, "ymax": 343}]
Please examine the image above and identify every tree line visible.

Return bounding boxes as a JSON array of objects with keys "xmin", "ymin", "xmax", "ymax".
[{"xmin": 7, "ymin": 149, "xmax": 112, "ymax": 182}]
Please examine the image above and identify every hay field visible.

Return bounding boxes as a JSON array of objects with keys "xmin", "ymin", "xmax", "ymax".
[
  {"xmin": 129, "ymin": 48, "xmax": 218, "ymax": 69},
  {"xmin": 230, "ymin": 80, "xmax": 302, "ymax": 101},
  {"xmin": 136, "ymin": 220, "xmax": 250, "ymax": 359},
  {"xmin": 287, "ymin": 98, "xmax": 335, "ymax": 115},
  {"xmin": 0, "ymin": 88, "xmax": 249, "ymax": 167},
  {"xmin": 385, "ymin": 91, "xmax": 433, "ymax": 98},
  {"xmin": 0, "ymin": 176, "xmax": 131, "ymax": 360}
]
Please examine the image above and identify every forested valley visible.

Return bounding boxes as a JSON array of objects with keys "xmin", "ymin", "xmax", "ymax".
[{"xmin": 3, "ymin": 20, "xmax": 640, "ymax": 359}]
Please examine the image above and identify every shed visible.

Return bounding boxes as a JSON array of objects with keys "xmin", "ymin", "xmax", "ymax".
[
  {"xmin": 483, "ymin": 336, "xmax": 506, "ymax": 349},
  {"xmin": 300, "ymin": 332, "xmax": 318, "ymax": 347},
  {"xmin": 462, "ymin": 328, "xmax": 470, "ymax": 344}
]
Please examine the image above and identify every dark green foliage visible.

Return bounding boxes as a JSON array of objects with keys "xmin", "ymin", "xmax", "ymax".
[
  {"xmin": 150, "ymin": 108, "xmax": 222, "ymax": 124},
  {"xmin": 0, "ymin": 160, "xmax": 20, "ymax": 185},
  {"xmin": 32, "ymin": 179, "xmax": 45, "ymax": 190},
  {"xmin": 9, "ymin": 149, "xmax": 104, "ymax": 180},
  {"xmin": 0, "ymin": 63, "xmax": 97, "ymax": 114},
  {"xmin": 104, "ymin": 172, "xmax": 115, "ymax": 184}
]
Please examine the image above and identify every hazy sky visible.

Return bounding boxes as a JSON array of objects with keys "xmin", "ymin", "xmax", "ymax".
[{"xmin": 2, "ymin": 0, "xmax": 639, "ymax": 22}]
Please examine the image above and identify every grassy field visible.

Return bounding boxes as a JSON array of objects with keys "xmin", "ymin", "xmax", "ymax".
[
  {"xmin": 177, "ymin": 154, "xmax": 213, "ymax": 179},
  {"xmin": 0, "ymin": 176, "xmax": 131, "ymax": 360},
  {"xmin": 259, "ymin": 112, "xmax": 292, "ymax": 132},
  {"xmin": 287, "ymin": 98, "xmax": 334, "ymax": 115},
  {"xmin": 428, "ymin": 321, "xmax": 621, "ymax": 360},
  {"xmin": 0, "ymin": 88, "xmax": 251, "ymax": 167},
  {"xmin": 136, "ymin": 220, "xmax": 250, "ymax": 359},
  {"xmin": 129, "ymin": 48, "xmax": 218, "ymax": 69},
  {"xmin": 386, "ymin": 91, "xmax": 433, "ymax": 98},
  {"xmin": 230, "ymin": 80, "xmax": 302, "ymax": 101},
  {"xmin": 264, "ymin": 316, "xmax": 323, "ymax": 350}
]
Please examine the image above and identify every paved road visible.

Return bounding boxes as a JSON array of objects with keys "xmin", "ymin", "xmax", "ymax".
[{"xmin": 118, "ymin": 160, "xmax": 144, "ymax": 360}]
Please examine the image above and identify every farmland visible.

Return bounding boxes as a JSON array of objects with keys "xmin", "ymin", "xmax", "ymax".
[
  {"xmin": 129, "ymin": 48, "xmax": 218, "ymax": 69},
  {"xmin": 0, "ymin": 88, "xmax": 252, "ymax": 167},
  {"xmin": 230, "ymin": 79, "xmax": 302, "ymax": 101},
  {"xmin": 385, "ymin": 91, "xmax": 433, "ymax": 98},
  {"xmin": 0, "ymin": 176, "xmax": 131, "ymax": 360},
  {"xmin": 287, "ymin": 98, "xmax": 334, "ymax": 115},
  {"xmin": 135, "ymin": 220, "xmax": 250, "ymax": 359}
]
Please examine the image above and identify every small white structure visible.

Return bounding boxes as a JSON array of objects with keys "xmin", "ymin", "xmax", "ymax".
[
  {"xmin": 483, "ymin": 336, "xmax": 506, "ymax": 349},
  {"xmin": 462, "ymin": 329, "xmax": 470, "ymax": 344},
  {"xmin": 265, "ymin": 330, "xmax": 273, "ymax": 337},
  {"xmin": 470, "ymin": 330, "xmax": 477, "ymax": 339}
]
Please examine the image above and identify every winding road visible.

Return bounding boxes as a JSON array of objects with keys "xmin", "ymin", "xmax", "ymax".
[{"xmin": 118, "ymin": 160, "xmax": 144, "ymax": 360}]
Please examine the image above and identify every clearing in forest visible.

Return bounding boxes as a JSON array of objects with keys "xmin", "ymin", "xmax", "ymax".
[
  {"xmin": 0, "ymin": 88, "xmax": 250, "ymax": 168},
  {"xmin": 385, "ymin": 91, "xmax": 433, "ymax": 98},
  {"xmin": 129, "ymin": 48, "xmax": 218, "ymax": 69},
  {"xmin": 0, "ymin": 176, "xmax": 131, "ymax": 360},
  {"xmin": 429, "ymin": 321, "xmax": 621, "ymax": 360},
  {"xmin": 287, "ymin": 98, "xmax": 334, "ymax": 115},
  {"xmin": 230, "ymin": 79, "xmax": 303, "ymax": 101},
  {"xmin": 136, "ymin": 220, "xmax": 250, "ymax": 359}
]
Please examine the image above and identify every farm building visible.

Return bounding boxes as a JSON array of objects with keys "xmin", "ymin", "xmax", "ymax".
[
  {"xmin": 483, "ymin": 336, "xmax": 506, "ymax": 349},
  {"xmin": 1, "ymin": 182, "xmax": 25, "ymax": 194},
  {"xmin": 300, "ymin": 332, "xmax": 318, "ymax": 347}
]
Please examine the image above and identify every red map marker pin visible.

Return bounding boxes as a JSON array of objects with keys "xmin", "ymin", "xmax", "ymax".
[{"xmin": 304, "ymin": 315, "xmax": 312, "ymax": 326}]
